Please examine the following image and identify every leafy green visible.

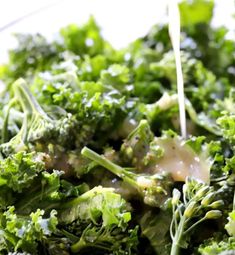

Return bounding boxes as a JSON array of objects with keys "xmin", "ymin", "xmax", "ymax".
[
  {"xmin": 0, "ymin": 1, "xmax": 234, "ymax": 254},
  {"xmin": 198, "ymin": 237, "xmax": 235, "ymax": 255},
  {"xmin": 0, "ymin": 151, "xmax": 45, "ymax": 192},
  {"xmin": 140, "ymin": 210, "xmax": 171, "ymax": 254},
  {"xmin": 0, "ymin": 206, "xmax": 57, "ymax": 254},
  {"xmin": 60, "ymin": 16, "xmax": 108, "ymax": 57},
  {"xmin": 100, "ymin": 64, "xmax": 130, "ymax": 88},
  {"xmin": 179, "ymin": 0, "xmax": 214, "ymax": 27},
  {"xmin": 0, "ymin": 33, "xmax": 59, "ymax": 82}
]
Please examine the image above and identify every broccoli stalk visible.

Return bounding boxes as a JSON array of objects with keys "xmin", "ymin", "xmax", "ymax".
[
  {"xmin": 1, "ymin": 113, "xmax": 28, "ymax": 155},
  {"xmin": 13, "ymin": 78, "xmax": 55, "ymax": 142},
  {"xmin": 1, "ymin": 98, "xmax": 17, "ymax": 143},
  {"xmin": 69, "ymin": 225, "xmax": 138, "ymax": 253},
  {"xmin": 1, "ymin": 78, "xmax": 55, "ymax": 155},
  {"xmin": 1, "ymin": 78, "xmax": 81, "ymax": 157},
  {"xmin": 81, "ymin": 147, "xmax": 172, "ymax": 207}
]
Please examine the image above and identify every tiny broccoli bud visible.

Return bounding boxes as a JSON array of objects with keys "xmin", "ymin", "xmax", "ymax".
[
  {"xmin": 204, "ymin": 210, "xmax": 222, "ymax": 219},
  {"xmin": 184, "ymin": 201, "xmax": 197, "ymax": 218},
  {"xmin": 194, "ymin": 186, "xmax": 210, "ymax": 200},
  {"xmin": 201, "ymin": 193, "xmax": 215, "ymax": 206},
  {"xmin": 209, "ymin": 200, "xmax": 224, "ymax": 209},
  {"xmin": 172, "ymin": 188, "xmax": 181, "ymax": 205},
  {"xmin": 182, "ymin": 183, "xmax": 188, "ymax": 197}
]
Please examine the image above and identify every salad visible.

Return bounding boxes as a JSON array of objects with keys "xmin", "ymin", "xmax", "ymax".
[{"xmin": 0, "ymin": 0, "xmax": 234, "ymax": 254}]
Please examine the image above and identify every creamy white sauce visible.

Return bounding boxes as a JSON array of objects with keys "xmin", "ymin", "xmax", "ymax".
[{"xmin": 153, "ymin": 137, "xmax": 210, "ymax": 183}]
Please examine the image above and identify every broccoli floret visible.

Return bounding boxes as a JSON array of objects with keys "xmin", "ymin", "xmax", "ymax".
[
  {"xmin": 0, "ymin": 78, "xmax": 78, "ymax": 155},
  {"xmin": 120, "ymin": 119, "xmax": 157, "ymax": 171},
  {"xmin": 169, "ymin": 178, "xmax": 223, "ymax": 255},
  {"xmin": 81, "ymin": 147, "xmax": 172, "ymax": 207},
  {"xmin": 58, "ymin": 186, "xmax": 138, "ymax": 254},
  {"xmin": 14, "ymin": 78, "xmax": 55, "ymax": 142}
]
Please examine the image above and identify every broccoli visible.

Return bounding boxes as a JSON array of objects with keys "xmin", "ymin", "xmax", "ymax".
[
  {"xmin": 58, "ymin": 186, "xmax": 138, "ymax": 254},
  {"xmin": 0, "ymin": 78, "xmax": 80, "ymax": 156},
  {"xmin": 169, "ymin": 178, "xmax": 223, "ymax": 255},
  {"xmin": 81, "ymin": 146, "xmax": 172, "ymax": 207}
]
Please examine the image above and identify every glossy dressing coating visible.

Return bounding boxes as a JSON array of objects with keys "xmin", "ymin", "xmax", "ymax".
[{"xmin": 154, "ymin": 137, "xmax": 210, "ymax": 183}]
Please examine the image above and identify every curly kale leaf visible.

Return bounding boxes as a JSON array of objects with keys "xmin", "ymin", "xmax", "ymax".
[
  {"xmin": 179, "ymin": 0, "xmax": 214, "ymax": 27},
  {"xmin": 217, "ymin": 115, "xmax": 235, "ymax": 150},
  {"xmin": 0, "ymin": 151, "xmax": 46, "ymax": 209},
  {"xmin": 198, "ymin": 237, "xmax": 235, "ymax": 255},
  {"xmin": 0, "ymin": 207, "xmax": 57, "ymax": 254},
  {"xmin": 15, "ymin": 170, "xmax": 88, "ymax": 215},
  {"xmin": 60, "ymin": 16, "xmax": 109, "ymax": 57},
  {"xmin": 179, "ymin": 0, "xmax": 235, "ymax": 81},
  {"xmin": 31, "ymin": 72, "xmax": 129, "ymax": 146},
  {"xmin": 0, "ymin": 33, "xmax": 59, "ymax": 83},
  {"xmin": 0, "ymin": 151, "xmax": 45, "ymax": 192},
  {"xmin": 100, "ymin": 64, "xmax": 130, "ymax": 88}
]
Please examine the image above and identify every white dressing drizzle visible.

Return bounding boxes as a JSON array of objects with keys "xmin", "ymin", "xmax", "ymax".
[
  {"xmin": 152, "ymin": 2, "xmax": 211, "ymax": 183},
  {"xmin": 168, "ymin": 0, "xmax": 187, "ymax": 139}
]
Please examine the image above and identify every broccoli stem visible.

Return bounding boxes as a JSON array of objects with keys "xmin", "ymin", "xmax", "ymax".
[
  {"xmin": 71, "ymin": 237, "xmax": 111, "ymax": 253},
  {"xmin": 1, "ymin": 98, "xmax": 17, "ymax": 143},
  {"xmin": 10, "ymin": 78, "xmax": 54, "ymax": 144},
  {"xmin": 71, "ymin": 237, "xmax": 87, "ymax": 253},
  {"xmin": 170, "ymin": 241, "xmax": 180, "ymax": 255},
  {"xmin": 13, "ymin": 78, "xmax": 50, "ymax": 119},
  {"xmin": 170, "ymin": 215, "xmax": 186, "ymax": 255},
  {"xmin": 233, "ymin": 190, "xmax": 235, "ymax": 211},
  {"xmin": 81, "ymin": 147, "xmax": 139, "ymax": 191}
]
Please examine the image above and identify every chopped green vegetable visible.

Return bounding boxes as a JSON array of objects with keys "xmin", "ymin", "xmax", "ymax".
[
  {"xmin": 82, "ymin": 146, "xmax": 172, "ymax": 207},
  {"xmin": 169, "ymin": 178, "xmax": 223, "ymax": 255},
  {"xmin": 0, "ymin": 0, "xmax": 234, "ymax": 254}
]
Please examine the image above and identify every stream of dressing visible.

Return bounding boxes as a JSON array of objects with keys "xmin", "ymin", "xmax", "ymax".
[
  {"xmin": 152, "ymin": 1, "xmax": 210, "ymax": 183},
  {"xmin": 168, "ymin": 0, "xmax": 187, "ymax": 139}
]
